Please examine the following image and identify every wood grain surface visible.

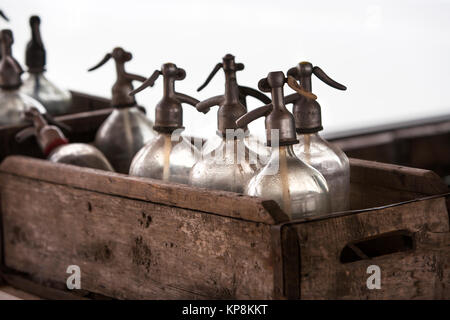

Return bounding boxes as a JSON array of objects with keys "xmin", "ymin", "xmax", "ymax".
[{"xmin": 0, "ymin": 156, "xmax": 448, "ymax": 299}]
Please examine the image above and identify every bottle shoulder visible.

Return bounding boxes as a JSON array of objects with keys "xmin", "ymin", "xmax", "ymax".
[
  {"xmin": 256, "ymin": 154, "xmax": 327, "ymax": 186},
  {"xmin": 201, "ymin": 134, "xmax": 223, "ymax": 155},
  {"xmin": 95, "ymin": 107, "xmax": 156, "ymax": 142},
  {"xmin": 133, "ymin": 134, "xmax": 198, "ymax": 161},
  {"xmin": 129, "ymin": 134, "xmax": 198, "ymax": 181},
  {"xmin": 102, "ymin": 107, "xmax": 154, "ymax": 128},
  {"xmin": 195, "ymin": 138, "xmax": 263, "ymax": 168},
  {"xmin": 294, "ymin": 135, "xmax": 349, "ymax": 168},
  {"xmin": 49, "ymin": 143, "xmax": 114, "ymax": 171},
  {"xmin": 22, "ymin": 73, "xmax": 70, "ymax": 98},
  {"xmin": 21, "ymin": 73, "xmax": 71, "ymax": 115},
  {"xmin": 0, "ymin": 89, "xmax": 46, "ymax": 114},
  {"xmin": 51, "ymin": 143, "xmax": 101, "ymax": 157}
]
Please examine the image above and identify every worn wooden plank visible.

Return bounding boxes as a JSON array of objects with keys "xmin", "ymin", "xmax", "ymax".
[
  {"xmin": 349, "ymin": 158, "xmax": 449, "ymax": 216},
  {"xmin": 0, "ymin": 287, "xmax": 21, "ymax": 300},
  {"xmin": 330, "ymin": 116, "xmax": 450, "ymax": 180},
  {"xmin": 405, "ymin": 134, "xmax": 450, "ymax": 178},
  {"xmin": 3, "ymin": 156, "xmax": 445, "ymax": 224},
  {"xmin": 350, "ymin": 183, "xmax": 431, "ymax": 210},
  {"xmin": 54, "ymin": 108, "xmax": 113, "ymax": 145},
  {"xmin": 328, "ymin": 113, "xmax": 450, "ymax": 148},
  {"xmin": 0, "ymin": 156, "xmax": 287, "ymax": 224},
  {"xmin": 350, "ymin": 158, "xmax": 448, "ymax": 195},
  {"xmin": 0, "ymin": 173, "xmax": 277, "ymax": 299},
  {"xmin": 0, "ymin": 285, "xmax": 41, "ymax": 300},
  {"xmin": 333, "ymin": 246, "xmax": 450, "ymax": 300},
  {"xmin": 69, "ymin": 91, "xmax": 110, "ymax": 114},
  {"xmin": 287, "ymin": 197, "xmax": 450, "ymax": 299},
  {"xmin": 281, "ymin": 226, "xmax": 300, "ymax": 299},
  {"xmin": 0, "ymin": 272, "xmax": 109, "ymax": 300}
]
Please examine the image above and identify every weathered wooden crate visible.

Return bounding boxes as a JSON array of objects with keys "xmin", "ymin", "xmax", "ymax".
[
  {"xmin": 0, "ymin": 91, "xmax": 112, "ymax": 162},
  {"xmin": 329, "ymin": 114, "xmax": 450, "ymax": 183},
  {"xmin": 0, "ymin": 155, "xmax": 448, "ymax": 299}
]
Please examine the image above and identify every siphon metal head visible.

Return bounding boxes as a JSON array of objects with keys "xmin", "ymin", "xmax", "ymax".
[
  {"xmin": 287, "ymin": 61, "xmax": 346, "ymax": 133},
  {"xmin": 237, "ymin": 71, "xmax": 299, "ymax": 147},
  {"xmin": 130, "ymin": 63, "xmax": 198, "ymax": 133},
  {"xmin": 88, "ymin": 47, "xmax": 145, "ymax": 108}
]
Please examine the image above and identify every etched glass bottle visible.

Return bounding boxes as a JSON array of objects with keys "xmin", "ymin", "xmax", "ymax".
[
  {"xmin": 0, "ymin": 29, "xmax": 46, "ymax": 126},
  {"xmin": 287, "ymin": 62, "xmax": 349, "ymax": 212},
  {"xmin": 236, "ymin": 71, "xmax": 330, "ymax": 218},
  {"xmin": 88, "ymin": 47, "xmax": 156, "ymax": 173},
  {"xmin": 190, "ymin": 129, "xmax": 261, "ymax": 193},
  {"xmin": 189, "ymin": 54, "xmax": 265, "ymax": 192},
  {"xmin": 195, "ymin": 54, "xmax": 271, "ymax": 161},
  {"xmin": 129, "ymin": 63, "xmax": 200, "ymax": 184}
]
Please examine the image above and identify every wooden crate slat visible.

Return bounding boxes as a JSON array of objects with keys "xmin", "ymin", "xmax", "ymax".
[
  {"xmin": 350, "ymin": 158, "xmax": 447, "ymax": 195},
  {"xmin": 0, "ymin": 156, "xmax": 286, "ymax": 224},
  {"xmin": 330, "ymin": 115, "xmax": 450, "ymax": 179},
  {"xmin": 68, "ymin": 91, "xmax": 111, "ymax": 114},
  {"xmin": 0, "ymin": 173, "xmax": 276, "ymax": 299},
  {"xmin": 283, "ymin": 196, "xmax": 449, "ymax": 299}
]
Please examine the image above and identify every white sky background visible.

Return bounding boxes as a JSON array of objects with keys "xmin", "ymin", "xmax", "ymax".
[{"xmin": 2, "ymin": 0, "xmax": 450, "ymax": 139}]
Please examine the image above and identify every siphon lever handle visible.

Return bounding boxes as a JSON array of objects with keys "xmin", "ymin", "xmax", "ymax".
[
  {"xmin": 87, "ymin": 53, "xmax": 112, "ymax": 72},
  {"xmin": 235, "ymin": 104, "xmax": 272, "ymax": 128},
  {"xmin": 238, "ymin": 85, "xmax": 271, "ymax": 105},
  {"xmin": 313, "ymin": 66, "xmax": 347, "ymax": 91},
  {"xmin": 197, "ymin": 63, "xmax": 223, "ymax": 91},
  {"xmin": 195, "ymin": 95, "xmax": 224, "ymax": 114},
  {"xmin": 0, "ymin": 10, "xmax": 9, "ymax": 21},
  {"xmin": 129, "ymin": 70, "xmax": 161, "ymax": 96},
  {"xmin": 287, "ymin": 62, "xmax": 346, "ymax": 92},
  {"xmin": 286, "ymin": 76, "xmax": 317, "ymax": 100}
]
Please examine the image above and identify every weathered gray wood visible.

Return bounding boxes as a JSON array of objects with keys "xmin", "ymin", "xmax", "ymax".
[
  {"xmin": 327, "ymin": 113, "xmax": 450, "ymax": 144},
  {"xmin": 349, "ymin": 158, "xmax": 448, "ymax": 195},
  {"xmin": 0, "ymin": 156, "xmax": 288, "ymax": 224},
  {"xmin": 285, "ymin": 197, "xmax": 450, "ymax": 299},
  {"xmin": 69, "ymin": 91, "xmax": 110, "ymax": 114},
  {"xmin": 2, "ymin": 157, "xmax": 445, "ymax": 224},
  {"xmin": 55, "ymin": 107, "xmax": 113, "ymax": 139},
  {"xmin": 0, "ymin": 173, "xmax": 277, "ymax": 299},
  {"xmin": 349, "ymin": 158, "xmax": 449, "ymax": 210},
  {"xmin": 0, "ymin": 284, "xmax": 41, "ymax": 300},
  {"xmin": 0, "ymin": 155, "xmax": 449, "ymax": 300},
  {"xmin": 0, "ymin": 271, "xmax": 112, "ymax": 300},
  {"xmin": 330, "ymin": 115, "xmax": 450, "ymax": 179}
]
